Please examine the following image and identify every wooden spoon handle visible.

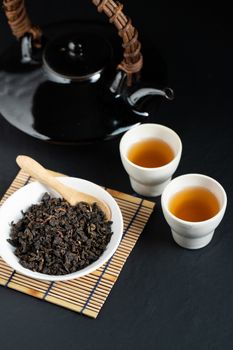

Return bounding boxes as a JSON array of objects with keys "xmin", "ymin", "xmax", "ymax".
[
  {"xmin": 16, "ymin": 155, "xmax": 73, "ymax": 201},
  {"xmin": 16, "ymin": 155, "xmax": 112, "ymax": 220}
]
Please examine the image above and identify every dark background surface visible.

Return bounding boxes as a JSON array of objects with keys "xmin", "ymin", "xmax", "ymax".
[{"xmin": 0, "ymin": 1, "xmax": 233, "ymax": 349}]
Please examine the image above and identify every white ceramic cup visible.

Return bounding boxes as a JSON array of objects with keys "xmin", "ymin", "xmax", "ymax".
[
  {"xmin": 119, "ymin": 123, "xmax": 182, "ymax": 196},
  {"xmin": 161, "ymin": 174, "xmax": 227, "ymax": 249}
]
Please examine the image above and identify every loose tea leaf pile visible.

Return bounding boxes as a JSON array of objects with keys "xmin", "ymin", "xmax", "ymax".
[{"xmin": 8, "ymin": 193, "xmax": 113, "ymax": 275}]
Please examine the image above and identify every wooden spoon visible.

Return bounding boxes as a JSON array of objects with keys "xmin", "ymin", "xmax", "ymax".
[{"xmin": 16, "ymin": 155, "xmax": 111, "ymax": 220}]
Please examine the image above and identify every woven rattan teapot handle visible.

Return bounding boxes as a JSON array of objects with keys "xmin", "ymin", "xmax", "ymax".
[{"xmin": 3, "ymin": 0, "xmax": 143, "ymax": 82}]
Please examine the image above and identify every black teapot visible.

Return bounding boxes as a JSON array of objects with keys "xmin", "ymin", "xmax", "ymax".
[{"xmin": 0, "ymin": 0, "xmax": 173, "ymax": 143}]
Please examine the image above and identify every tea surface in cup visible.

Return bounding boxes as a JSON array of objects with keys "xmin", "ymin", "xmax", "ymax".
[
  {"xmin": 169, "ymin": 186, "xmax": 220, "ymax": 222},
  {"xmin": 127, "ymin": 138, "xmax": 174, "ymax": 168},
  {"xmin": 119, "ymin": 124, "xmax": 182, "ymax": 196}
]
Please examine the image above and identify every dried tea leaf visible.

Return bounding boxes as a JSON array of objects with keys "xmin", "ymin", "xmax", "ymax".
[{"xmin": 8, "ymin": 193, "xmax": 113, "ymax": 275}]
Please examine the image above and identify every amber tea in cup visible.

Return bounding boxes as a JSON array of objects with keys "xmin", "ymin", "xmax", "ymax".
[
  {"xmin": 127, "ymin": 138, "xmax": 174, "ymax": 168},
  {"xmin": 161, "ymin": 174, "xmax": 227, "ymax": 249},
  {"xmin": 119, "ymin": 124, "xmax": 182, "ymax": 196},
  {"xmin": 169, "ymin": 187, "xmax": 220, "ymax": 222}
]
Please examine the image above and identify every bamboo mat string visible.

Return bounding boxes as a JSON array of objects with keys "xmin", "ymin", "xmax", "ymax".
[
  {"xmin": 5, "ymin": 270, "xmax": 15, "ymax": 287},
  {"xmin": 43, "ymin": 282, "xmax": 54, "ymax": 300},
  {"xmin": 80, "ymin": 198, "xmax": 143, "ymax": 313}
]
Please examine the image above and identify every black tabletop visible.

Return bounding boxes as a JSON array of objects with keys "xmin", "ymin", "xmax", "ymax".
[{"xmin": 0, "ymin": 1, "xmax": 233, "ymax": 349}]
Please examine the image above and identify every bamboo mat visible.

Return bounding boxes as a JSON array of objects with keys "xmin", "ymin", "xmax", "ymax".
[{"xmin": 0, "ymin": 170, "xmax": 155, "ymax": 318}]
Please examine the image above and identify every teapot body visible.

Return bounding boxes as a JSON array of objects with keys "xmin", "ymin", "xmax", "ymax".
[
  {"xmin": 31, "ymin": 69, "xmax": 145, "ymax": 142},
  {"xmin": 0, "ymin": 21, "xmax": 171, "ymax": 143},
  {"xmin": 0, "ymin": 52, "xmax": 145, "ymax": 143}
]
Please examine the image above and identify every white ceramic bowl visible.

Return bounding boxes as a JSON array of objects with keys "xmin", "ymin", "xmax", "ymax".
[{"xmin": 0, "ymin": 177, "xmax": 123, "ymax": 281}]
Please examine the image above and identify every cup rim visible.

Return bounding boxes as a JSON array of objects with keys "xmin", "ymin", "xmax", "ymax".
[
  {"xmin": 119, "ymin": 123, "xmax": 182, "ymax": 171},
  {"xmin": 161, "ymin": 173, "xmax": 227, "ymax": 226}
]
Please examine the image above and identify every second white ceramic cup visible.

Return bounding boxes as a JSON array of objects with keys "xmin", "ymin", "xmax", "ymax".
[
  {"xmin": 119, "ymin": 123, "xmax": 182, "ymax": 196},
  {"xmin": 161, "ymin": 174, "xmax": 227, "ymax": 249}
]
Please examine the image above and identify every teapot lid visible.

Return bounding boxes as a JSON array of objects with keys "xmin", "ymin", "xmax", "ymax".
[{"xmin": 43, "ymin": 32, "xmax": 112, "ymax": 82}]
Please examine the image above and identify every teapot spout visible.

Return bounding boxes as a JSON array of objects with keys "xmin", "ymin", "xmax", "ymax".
[
  {"xmin": 110, "ymin": 71, "xmax": 174, "ymax": 117},
  {"xmin": 128, "ymin": 87, "xmax": 174, "ymax": 110},
  {"xmin": 127, "ymin": 87, "xmax": 174, "ymax": 116}
]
